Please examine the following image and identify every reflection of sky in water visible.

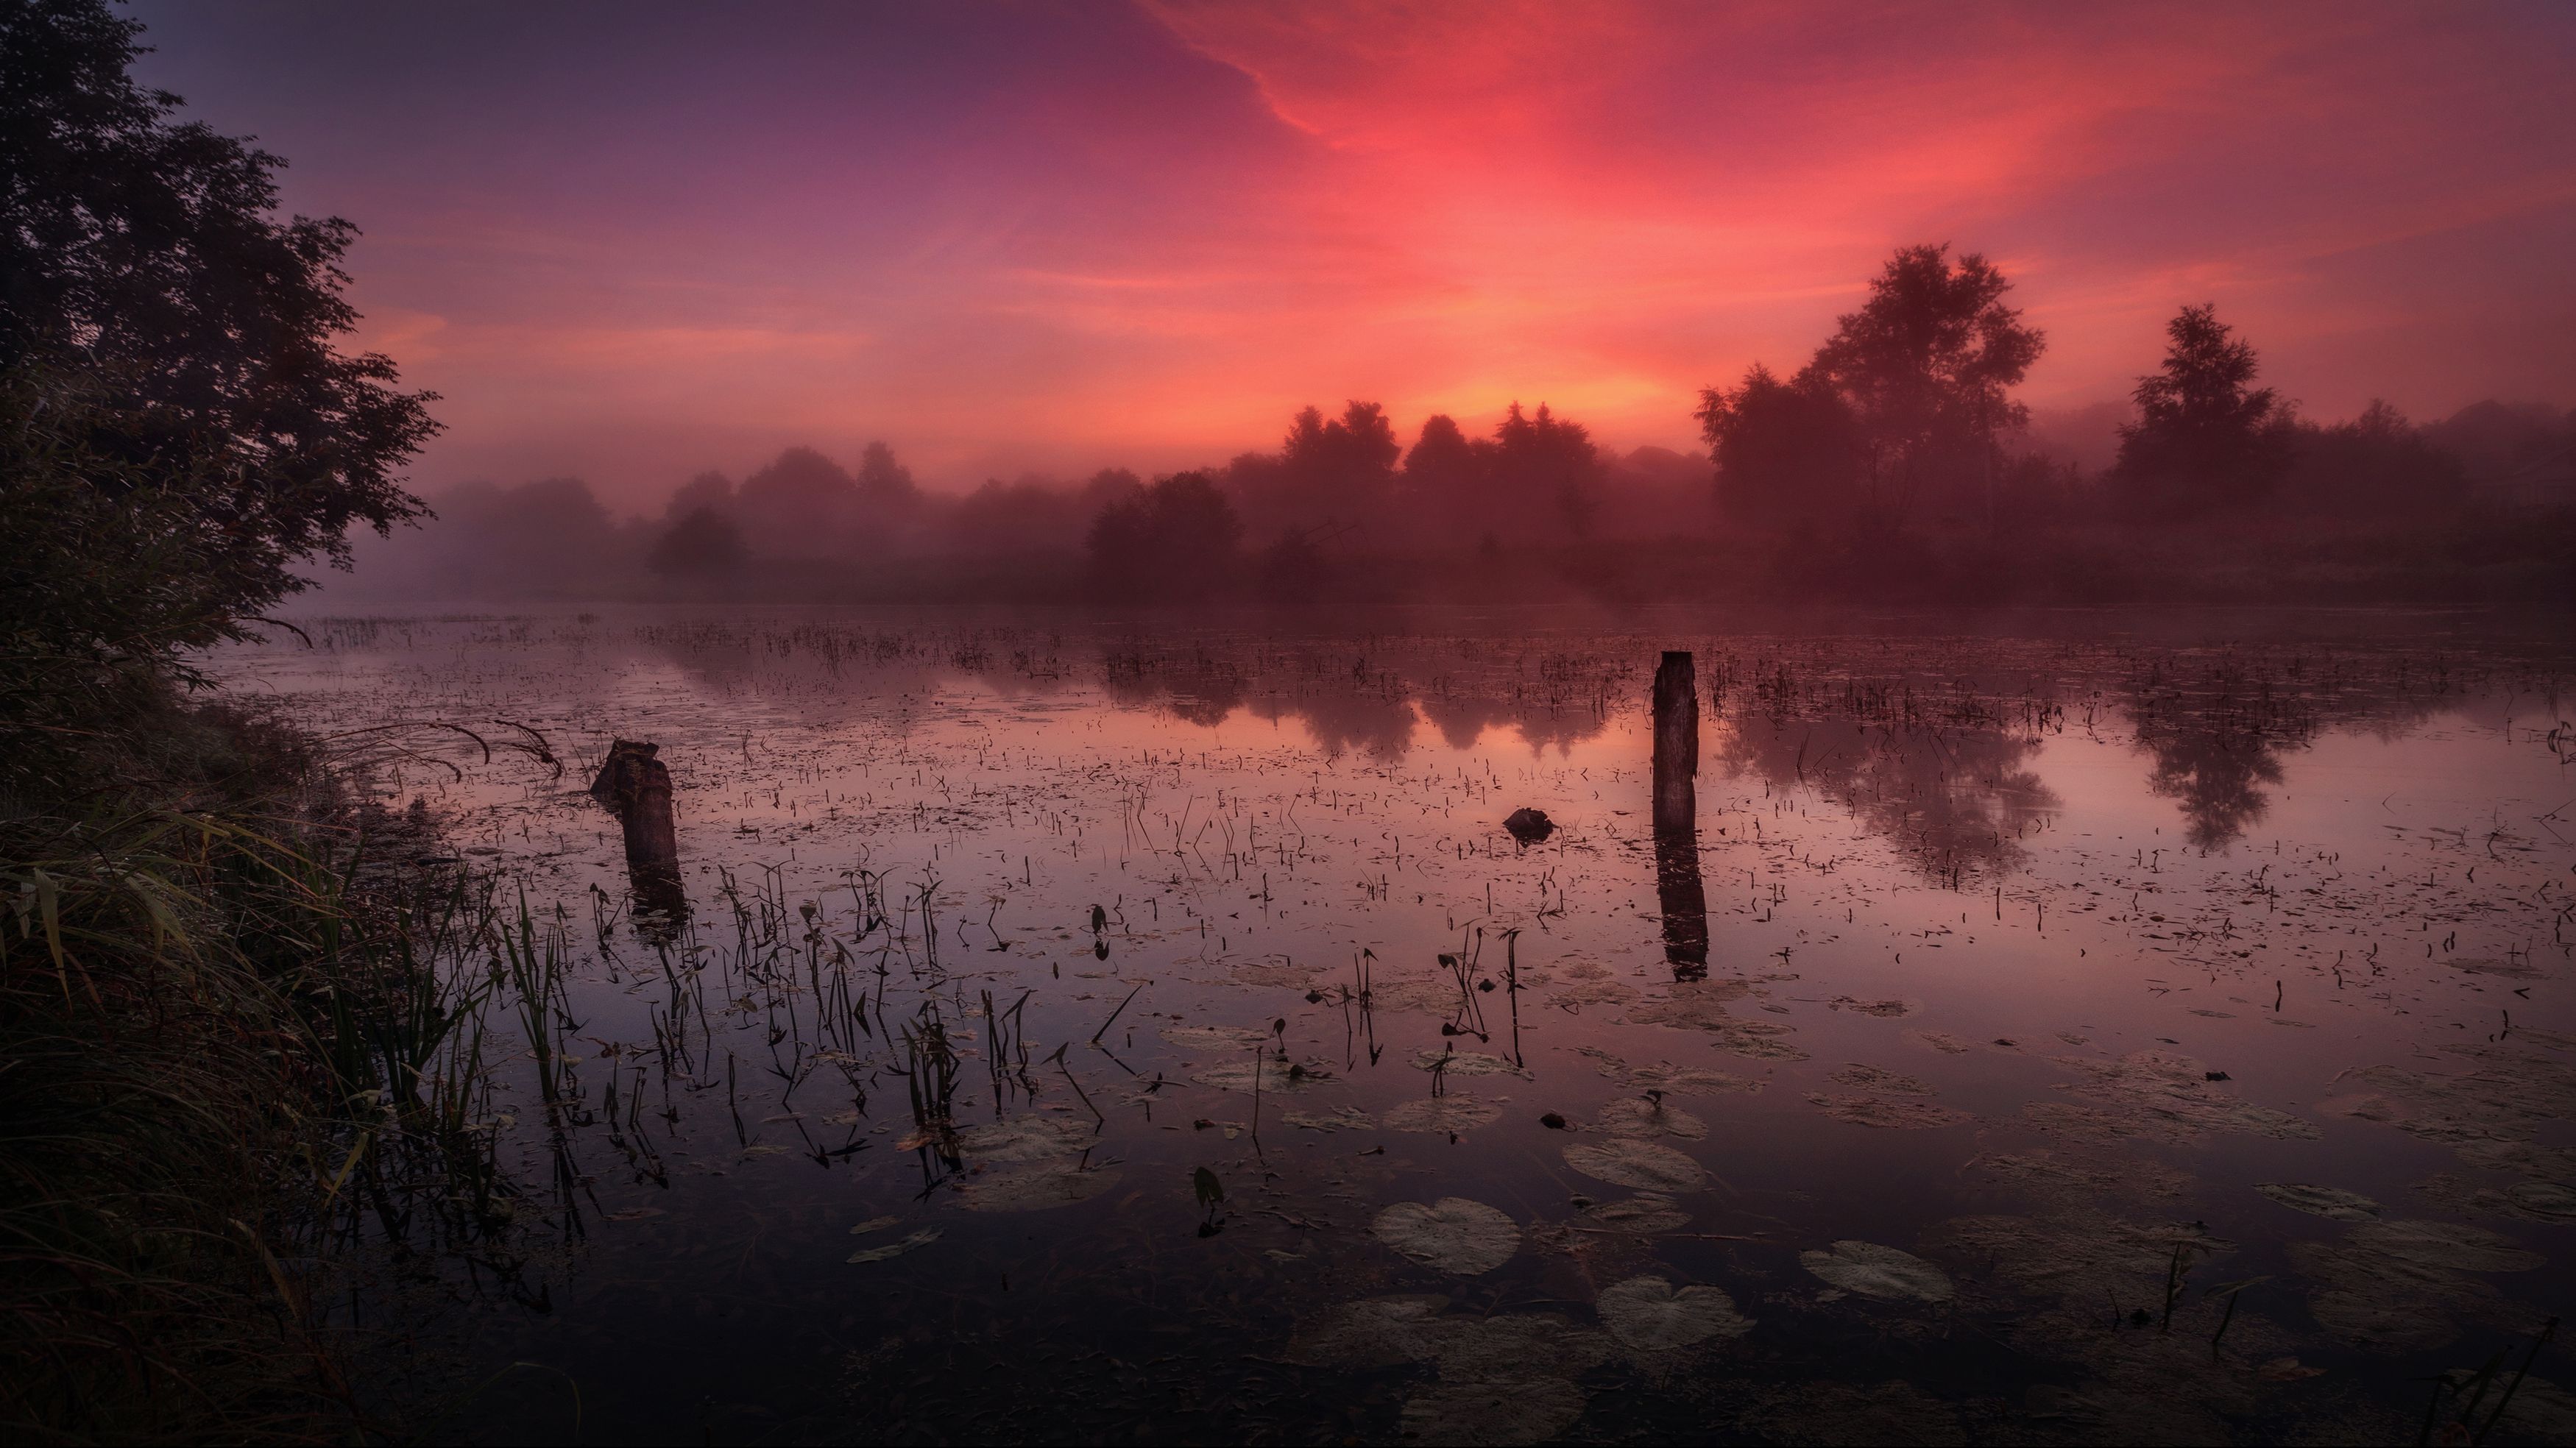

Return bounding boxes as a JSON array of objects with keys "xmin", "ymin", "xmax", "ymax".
[{"xmin": 216, "ymin": 614, "xmax": 2576, "ymax": 1444}]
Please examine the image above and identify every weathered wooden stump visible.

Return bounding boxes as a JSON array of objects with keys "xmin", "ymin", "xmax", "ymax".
[
  {"xmin": 1651, "ymin": 650, "xmax": 1697, "ymax": 833},
  {"xmin": 590, "ymin": 739, "xmax": 685, "ymax": 918}
]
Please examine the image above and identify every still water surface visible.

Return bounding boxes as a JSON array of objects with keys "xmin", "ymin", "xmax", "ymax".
[{"xmin": 222, "ymin": 609, "xmax": 2576, "ymax": 1444}]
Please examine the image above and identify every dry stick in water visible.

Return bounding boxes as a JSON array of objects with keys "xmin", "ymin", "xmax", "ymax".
[
  {"xmin": 1091, "ymin": 981, "xmax": 1147, "ymax": 1043},
  {"xmin": 2478, "ymin": 1316, "xmax": 2558, "ymax": 1445}
]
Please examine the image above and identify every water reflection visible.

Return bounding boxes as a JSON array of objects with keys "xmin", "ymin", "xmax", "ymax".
[
  {"xmin": 1653, "ymin": 824, "xmax": 1709, "ymax": 981},
  {"xmin": 1716, "ymin": 712, "xmax": 2059, "ymax": 884}
]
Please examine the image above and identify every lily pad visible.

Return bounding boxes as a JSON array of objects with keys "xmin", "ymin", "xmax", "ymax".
[
  {"xmin": 1384, "ymin": 1094, "xmax": 1504, "ymax": 1132},
  {"xmin": 1162, "ymin": 1024, "xmax": 1270, "ymax": 1050},
  {"xmin": 1579, "ymin": 1193, "xmax": 1691, "ymax": 1235},
  {"xmin": 1373, "ymin": 1197, "xmax": 1521, "ymax": 1274},
  {"xmin": 1284, "ymin": 1295, "xmax": 1447, "ymax": 1369},
  {"xmin": 953, "ymin": 1165, "xmax": 1120, "ymax": 1213},
  {"xmin": 1800, "ymin": 1240, "xmax": 1954, "ymax": 1302},
  {"xmin": 953, "ymin": 1115, "xmax": 1092, "ymax": 1164},
  {"xmin": 1596, "ymin": 1275, "xmax": 1752, "ymax": 1350},
  {"xmin": 1596, "ymin": 1097, "xmax": 1709, "ymax": 1139},
  {"xmin": 1192, "ymin": 1057, "xmax": 1332, "ymax": 1093},
  {"xmin": 1411, "ymin": 1049, "xmax": 1531, "ymax": 1079},
  {"xmin": 2346, "ymin": 1218, "xmax": 2542, "ymax": 1273},
  {"xmin": 1281, "ymin": 1105, "xmax": 1374, "ymax": 1132},
  {"xmin": 1805, "ymin": 1093, "xmax": 1971, "ymax": 1129},
  {"xmin": 2254, "ymin": 1182, "xmax": 2381, "ymax": 1221},
  {"xmin": 1405, "ymin": 1313, "xmax": 1613, "ymax": 1446},
  {"xmin": 1829, "ymin": 1063, "xmax": 1936, "ymax": 1095},
  {"xmin": 1575, "ymin": 1046, "xmax": 1759, "ymax": 1096},
  {"xmin": 1564, "ymin": 1138, "xmax": 1710, "ymax": 1193}
]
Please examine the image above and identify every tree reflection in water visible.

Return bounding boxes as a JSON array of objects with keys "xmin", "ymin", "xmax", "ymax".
[{"xmin": 1715, "ymin": 711, "xmax": 2060, "ymax": 885}]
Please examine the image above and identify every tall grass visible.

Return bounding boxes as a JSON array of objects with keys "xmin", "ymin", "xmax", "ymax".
[{"xmin": 0, "ymin": 707, "xmax": 526, "ymax": 1437}]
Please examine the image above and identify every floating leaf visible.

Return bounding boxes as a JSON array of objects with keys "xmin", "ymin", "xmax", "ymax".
[
  {"xmin": 953, "ymin": 1115, "xmax": 1091, "ymax": 1164},
  {"xmin": 1805, "ymin": 1093, "xmax": 1971, "ymax": 1129},
  {"xmin": 1579, "ymin": 1194, "xmax": 1691, "ymax": 1235},
  {"xmin": 2253, "ymin": 1182, "xmax": 2381, "ymax": 1221},
  {"xmin": 1595, "ymin": 1097, "xmax": 1708, "ymax": 1139},
  {"xmin": 1595, "ymin": 1275, "xmax": 1752, "ymax": 1350},
  {"xmin": 1409, "ymin": 1049, "xmax": 1531, "ymax": 1079},
  {"xmin": 2346, "ymin": 1218, "xmax": 2541, "ymax": 1273},
  {"xmin": 1193, "ymin": 1057, "xmax": 1332, "ymax": 1093},
  {"xmin": 1563, "ymin": 1138, "xmax": 1709, "ymax": 1193},
  {"xmin": 1373, "ymin": 1197, "xmax": 1521, "ymax": 1274},
  {"xmin": 1799, "ymin": 1240, "xmax": 1954, "ymax": 1302},
  {"xmin": 1162, "ymin": 1024, "xmax": 1269, "ymax": 1050},
  {"xmin": 954, "ymin": 1165, "xmax": 1120, "ymax": 1213},
  {"xmin": 1384, "ymin": 1094, "xmax": 1504, "ymax": 1132}
]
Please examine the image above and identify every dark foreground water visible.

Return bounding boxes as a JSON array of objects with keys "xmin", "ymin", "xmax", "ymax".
[{"xmin": 221, "ymin": 608, "xmax": 2576, "ymax": 1445}]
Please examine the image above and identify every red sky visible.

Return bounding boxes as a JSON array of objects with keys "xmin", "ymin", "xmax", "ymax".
[{"xmin": 130, "ymin": 1, "xmax": 2576, "ymax": 506}]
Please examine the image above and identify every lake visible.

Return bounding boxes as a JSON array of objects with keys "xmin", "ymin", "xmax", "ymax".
[{"xmin": 219, "ymin": 607, "xmax": 2576, "ymax": 1444}]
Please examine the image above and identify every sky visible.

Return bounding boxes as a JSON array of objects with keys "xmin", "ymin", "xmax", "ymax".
[{"xmin": 128, "ymin": 0, "xmax": 2576, "ymax": 508}]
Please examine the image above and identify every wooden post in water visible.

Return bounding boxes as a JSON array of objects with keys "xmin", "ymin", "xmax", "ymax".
[
  {"xmin": 590, "ymin": 739, "xmax": 684, "ymax": 918},
  {"xmin": 1651, "ymin": 651, "xmax": 1697, "ymax": 833}
]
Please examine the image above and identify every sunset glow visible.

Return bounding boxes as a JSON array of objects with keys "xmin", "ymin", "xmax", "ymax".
[{"xmin": 129, "ymin": 1, "xmax": 2576, "ymax": 502}]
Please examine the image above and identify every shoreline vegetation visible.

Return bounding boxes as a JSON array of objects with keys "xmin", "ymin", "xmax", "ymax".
[
  {"xmin": 338, "ymin": 258, "xmax": 2575, "ymax": 611},
  {"xmin": 0, "ymin": 5, "xmax": 514, "ymax": 1437}
]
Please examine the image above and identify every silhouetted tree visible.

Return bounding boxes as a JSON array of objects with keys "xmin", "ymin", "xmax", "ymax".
[
  {"xmin": 663, "ymin": 469, "xmax": 736, "ymax": 522},
  {"xmin": 1809, "ymin": 244, "xmax": 2043, "ymax": 525},
  {"xmin": 2111, "ymin": 304, "xmax": 2289, "ymax": 517},
  {"xmin": 648, "ymin": 505, "xmax": 747, "ymax": 577},
  {"xmin": 2277, "ymin": 400, "xmax": 2468, "ymax": 518},
  {"xmin": 1229, "ymin": 401, "xmax": 1400, "ymax": 536},
  {"xmin": 0, "ymin": 0, "xmax": 438, "ymax": 618},
  {"xmin": 1085, "ymin": 471, "xmax": 1242, "ymax": 601},
  {"xmin": 1696, "ymin": 363, "xmax": 1866, "ymax": 528},
  {"xmin": 1488, "ymin": 402, "xmax": 1603, "ymax": 538},
  {"xmin": 1393, "ymin": 414, "xmax": 1482, "ymax": 540},
  {"xmin": 728, "ymin": 441, "xmax": 924, "ymax": 558}
]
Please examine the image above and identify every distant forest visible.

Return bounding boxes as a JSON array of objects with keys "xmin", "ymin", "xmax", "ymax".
[{"xmin": 355, "ymin": 246, "xmax": 2576, "ymax": 608}]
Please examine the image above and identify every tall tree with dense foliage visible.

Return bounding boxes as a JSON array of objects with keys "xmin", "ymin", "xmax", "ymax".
[
  {"xmin": 1487, "ymin": 402, "xmax": 1603, "ymax": 537},
  {"xmin": 1696, "ymin": 362, "xmax": 1866, "ymax": 528},
  {"xmin": 2110, "ymin": 303, "xmax": 2288, "ymax": 517},
  {"xmin": 1807, "ymin": 244, "xmax": 2044, "ymax": 523},
  {"xmin": 1085, "ymin": 471, "xmax": 1242, "ymax": 601},
  {"xmin": 0, "ymin": 0, "xmax": 439, "ymax": 631}
]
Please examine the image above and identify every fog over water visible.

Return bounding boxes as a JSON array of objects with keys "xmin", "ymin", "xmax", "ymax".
[{"xmin": 219, "ymin": 608, "xmax": 2576, "ymax": 1443}]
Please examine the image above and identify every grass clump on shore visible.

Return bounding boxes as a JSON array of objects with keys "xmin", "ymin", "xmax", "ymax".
[{"xmin": 2, "ymin": 1, "xmax": 449, "ymax": 1433}]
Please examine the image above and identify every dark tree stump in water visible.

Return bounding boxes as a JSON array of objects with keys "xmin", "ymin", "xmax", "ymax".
[
  {"xmin": 591, "ymin": 739, "xmax": 685, "ymax": 918},
  {"xmin": 1652, "ymin": 651, "xmax": 1698, "ymax": 833}
]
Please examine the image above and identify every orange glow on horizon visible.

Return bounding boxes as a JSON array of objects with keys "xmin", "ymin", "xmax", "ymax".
[{"xmin": 127, "ymin": 0, "xmax": 2576, "ymax": 508}]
